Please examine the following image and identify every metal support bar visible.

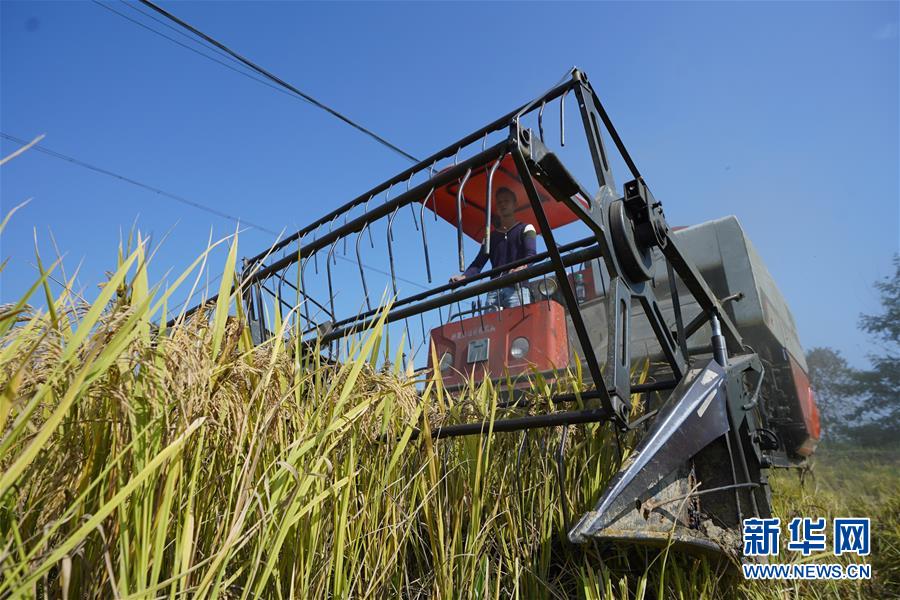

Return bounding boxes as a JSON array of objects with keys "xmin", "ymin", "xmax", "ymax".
[
  {"xmin": 662, "ymin": 235, "xmax": 744, "ymax": 352},
  {"xmin": 572, "ymin": 82, "xmax": 615, "ymax": 191},
  {"xmin": 318, "ymin": 242, "xmax": 604, "ymax": 346},
  {"xmin": 550, "ymin": 379, "xmax": 678, "ymax": 404},
  {"xmin": 681, "ymin": 291, "xmax": 744, "ymax": 341},
  {"xmin": 413, "ymin": 408, "xmax": 611, "ymax": 440},
  {"xmin": 710, "ymin": 314, "xmax": 728, "ymax": 367},
  {"xmin": 578, "ymin": 74, "xmax": 642, "ymax": 180},
  {"xmin": 604, "ymin": 277, "xmax": 632, "ymax": 404},
  {"xmin": 637, "ymin": 291, "xmax": 686, "ymax": 379},
  {"xmin": 667, "ymin": 260, "xmax": 689, "ymax": 360},
  {"xmin": 324, "ymin": 236, "xmax": 599, "ymax": 333},
  {"xmin": 511, "ymin": 143, "xmax": 622, "ymax": 424}
]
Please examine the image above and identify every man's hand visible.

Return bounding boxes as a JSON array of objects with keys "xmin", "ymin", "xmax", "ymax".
[
  {"xmin": 449, "ymin": 274, "xmax": 466, "ymax": 284},
  {"xmin": 509, "ymin": 265, "xmax": 528, "ymax": 273}
]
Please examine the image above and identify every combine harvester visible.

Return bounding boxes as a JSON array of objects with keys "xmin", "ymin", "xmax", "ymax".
[{"xmin": 193, "ymin": 70, "xmax": 820, "ymax": 555}]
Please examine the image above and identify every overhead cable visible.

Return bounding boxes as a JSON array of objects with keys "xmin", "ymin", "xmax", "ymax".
[
  {"xmin": 0, "ymin": 133, "xmax": 427, "ymax": 290},
  {"xmin": 0, "ymin": 132, "xmax": 277, "ymax": 234},
  {"xmin": 135, "ymin": 0, "xmax": 420, "ymax": 164},
  {"xmin": 91, "ymin": 1, "xmax": 312, "ymax": 107}
]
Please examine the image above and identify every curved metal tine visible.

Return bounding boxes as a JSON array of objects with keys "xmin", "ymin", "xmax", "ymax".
[
  {"xmin": 386, "ymin": 206, "xmax": 415, "ymax": 353},
  {"xmin": 313, "ymin": 235, "xmax": 319, "ymax": 274},
  {"xmin": 560, "ymin": 90, "xmax": 569, "ymax": 147},
  {"xmin": 428, "ymin": 161, "xmax": 439, "ymax": 221},
  {"xmin": 325, "ymin": 239, "xmax": 340, "ymax": 322},
  {"xmin": 329, "ymin": 216, "xmax": 340, "ymax": 265},
  {"xmin": 361, "ymin": 194, "xmax": 375, "ymax": 248},
  {"xmin": 325, "ymin": 239, "xmax": 340, "ymax": 360},
  {"xmin": 299, "ymin": 255, "xmax": 313, "ymax": 329},
  {"xmin": 453, "ymin": 146, "xmax": 461, "ymax": 165},
  {"xmin": 556, "ymin": 425, "xmax": 571, "ymax": 526},
  {"xmin": 456, "ymin": 168, "xmax": 473, "ymax": 272},
  {"xmin": 538, "ymin": 101, "xmax": 546, "ymax": 143},
  {"xmin": 277, "ymin": 269, "xmax": 289, "ymax": 328},
  {"xmin": 419, "ymin": 188, "xmax": 435, "ymax": 283},
  {"xmin": 386, "ymin": 207, "xmax": 401, "ymax": 297},
  {"xmin": 407, "ymin": 174, "xmax": 420, "ymax": 232},
  {"xmin": 485, "ymin": 158, "xmax": 502, "ymax": 253},
  {"xmin": 256, "ymin": 282, "xmax": 267, "ymax": 340},
  {"xmin": 354, "ymin": 226, "xmax": 372, "ymax": 312},
  {"xmin": 342, "ymin": 214, "xmax": 348, "ymax": 255},
  {"xmin": 482, "ymin": 131, "xmax": 488, "ymax": 151}
]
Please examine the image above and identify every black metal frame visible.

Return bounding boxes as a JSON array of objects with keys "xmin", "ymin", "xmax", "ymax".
[
  {"xmin": 169, "ymin": 70, "xmax": 777, "ymax": 550},
  {"xmin": 178, "ymin": 69, "xmax": 747, "ymax": 434}
]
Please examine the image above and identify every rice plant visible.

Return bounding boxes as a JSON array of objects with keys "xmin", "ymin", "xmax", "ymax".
[{"xmin": 0, "ymin": 219, "xmax": 896, "ymax": 598}]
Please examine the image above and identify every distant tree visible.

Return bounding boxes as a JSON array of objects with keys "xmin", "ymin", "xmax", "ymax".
[
  {"xmin": 806, "ymin": 346, "xmax": 858, "ymax": 441},
  {"xmin": 806, "ymin": 256, "xmax": 900, "ymax": 446},
  {"xmin": 848, "ymin": 255, "xmax": 900, "ymax": 442}
]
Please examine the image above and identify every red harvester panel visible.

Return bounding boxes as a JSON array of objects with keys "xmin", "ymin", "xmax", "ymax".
[
  {"xmin": 429, "ymin": 300, "xmax": 570, "ymax": 388},
  {"xmin": 789, "ymin": 354, "xmax": 821, "ymax": 456},
  {"xmin": 423, "ymin": 154, "xmax": 589, "ymax": 242}
]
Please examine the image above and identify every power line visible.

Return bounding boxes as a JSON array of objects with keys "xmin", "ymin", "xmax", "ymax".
[
  {"xmin": 117, "ymin": 0, "xmax": 248, "ymax": 70},
  {"xmin": 0, "ymin": 132, "xmax": 278, "ymax": 235},
  {"xmin": 0, "ymin": 133, "xmax": 428, "ymax": 290},
  {"xmin": 90, "ymin": 1, "xmax": 312, "ymax": 108},
  {"xmin": 135, "ymin": 0, "xmax": 420, "ymax": 164}
]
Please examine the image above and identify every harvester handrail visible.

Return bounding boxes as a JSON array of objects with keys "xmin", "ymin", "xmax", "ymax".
[
  {"xmin": 315, "ymin": 242, "xmax": 604, "ymax": 346},
  {"xmin": 323, "ymin": 235, "xmax": 599, "ymax": 333}
]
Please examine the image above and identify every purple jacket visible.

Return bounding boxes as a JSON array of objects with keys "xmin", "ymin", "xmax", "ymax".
[{"xmin": 464, "ymin": 222, "xmax": 537, "ymax": 278}]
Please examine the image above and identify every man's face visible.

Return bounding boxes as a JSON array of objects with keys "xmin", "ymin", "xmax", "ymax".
[{"xmin": 496, "ymin": 191, "xmax": 516, "ymax": 218}]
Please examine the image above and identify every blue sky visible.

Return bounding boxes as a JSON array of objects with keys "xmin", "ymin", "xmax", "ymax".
[{"xmin": 1, "ymin": 1, "xmax": 897, "ymax": 367}]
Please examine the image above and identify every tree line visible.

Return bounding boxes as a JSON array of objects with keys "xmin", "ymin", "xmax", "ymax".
[{"xmin": 806, "ymin": 255, "xmax": 899, "ymax": 446}]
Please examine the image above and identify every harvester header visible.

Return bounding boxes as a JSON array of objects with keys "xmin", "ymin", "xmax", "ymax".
[{"xmin": 179, "ymin": 69, "xmax": 819, "ymax": 555}]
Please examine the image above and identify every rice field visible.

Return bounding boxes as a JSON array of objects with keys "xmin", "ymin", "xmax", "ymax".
[{"xmin": 1, "ymin": 226, "xmax": 897, "ymax": 599}]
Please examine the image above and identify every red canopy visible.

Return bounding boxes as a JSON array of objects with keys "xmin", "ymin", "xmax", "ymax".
[{"xmin": 422, "ymin": 154, "xmax": 589, "ymax": 242}]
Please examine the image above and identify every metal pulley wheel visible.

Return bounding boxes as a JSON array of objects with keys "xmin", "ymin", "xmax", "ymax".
[{"xmin": 609, "ymin": 199, "xmax": 654, "ymax": 283}]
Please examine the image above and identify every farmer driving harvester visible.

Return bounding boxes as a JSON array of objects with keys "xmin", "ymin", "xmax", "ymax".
[{"xmin": 449, "ymin": 186, "xmax": 537, "ymax": 308}]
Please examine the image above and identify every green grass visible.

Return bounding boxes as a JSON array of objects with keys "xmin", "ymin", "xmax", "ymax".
[{"xmin": 0, "ymin": 229, "xmax": 897, "ymax": 599}]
